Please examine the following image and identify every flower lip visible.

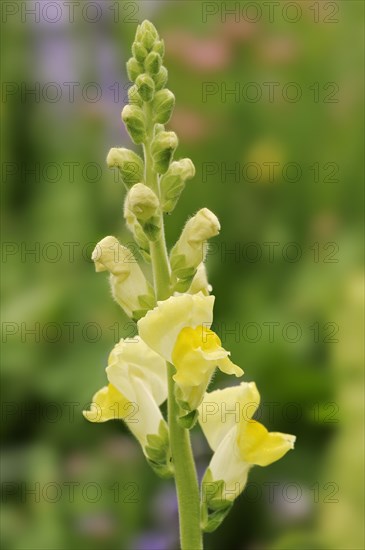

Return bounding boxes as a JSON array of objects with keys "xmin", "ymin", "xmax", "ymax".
[{"xmin": 138, "ymin": 293, "xmax": 215, "ymax": 362}]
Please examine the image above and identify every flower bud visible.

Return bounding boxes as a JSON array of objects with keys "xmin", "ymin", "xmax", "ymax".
[
  {"xmin": 128, "ymin": 84, "xmax": 143, "ymax": 107},
  {"xmin": 124, "ymin": 204, "xmax": 151, "ymax": 262},
  {"xmin": 152, "ymin": 89, "xmax": 175, "ymax": 124},
  {"xmin": 153, "ymin": 66, "xmax": 168, "ymax": 91},
  {"xmin": 132, "ymin": 41, "xmax": 148, "ymax": 63},
  {"xmin": 145, "ymin": 51, "xmax": 162, "ymax": 75},
  {"xmin": 126, "ymin": 183, "xmax": 159, "ymax": 222},
  {"xmin": 92, "ymin": 236, "xmax": 155, "ymax": 320},
  {"xmin": 160, "ymin": 158, "xmax": 195, "ymax": 213},
  {"xmin": 136, "ymin": 20, "xmax": 159, "ymax": 50},
  {"xmin": 152, "ymin": 40, "xmax": 165, "ymax": 58},
  {"xmin": 151, "ymin": 131, "xmax": 178, "ymax": 174},
  {"xmin": 106, "ymin": 148, "xmax": 144, "ymax": 189},
  {"xmin": 121, "ymin": 104, "xmax": 146, "ymax": 144},
  {"xmin": 126, "ymin": 57, "xmax": 144, "ymax": 82},
  {"xmin": 135, "ymin": 73, "xmax": 155, "ymax": 103},
  {"xmin": 170, "ymin": 208, "xmax": 220, "ymax": 280},
  {"xmin": 125, "ymin": 184, "xmax": 161, "ymax": 241}
]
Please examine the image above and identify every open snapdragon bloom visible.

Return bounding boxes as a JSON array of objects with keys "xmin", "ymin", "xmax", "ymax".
[
  {"xmin": 138, "ymin": 293, "xmax": 243, "ymax": 411},
  {"xmin": 199, "ymin": 382, "xmax": 296, "ymax": 502},
  {"xmin": 83, "ymin": 336, "xmax": 167, "ymax": 452}
]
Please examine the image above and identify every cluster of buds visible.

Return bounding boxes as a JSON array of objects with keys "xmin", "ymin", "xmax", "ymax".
[
  {"xmin": 105, "ymin": 21, "xmax": 197, "ymax": 266},
  {"xmin": 122, "ymin": 20, "xmax": 174, "ymax": 144}
]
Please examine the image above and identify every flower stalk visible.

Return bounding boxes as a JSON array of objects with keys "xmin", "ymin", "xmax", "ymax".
[{"xmin": 83, "ymin": 19, "xmax": 295, "ymax": 550}]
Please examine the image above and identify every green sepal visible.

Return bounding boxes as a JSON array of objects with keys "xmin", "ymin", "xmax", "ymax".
[
  {"xmin": 170, "ymin": 258, "xmax": 197, "ymax": 281},
  {"xmin": 138, "ymin": 292, "xmax": 156, "ymax": 310},
  {"xmin": 141, "ymin": 218, "xmax": 161, "ymax": 242},
  {"xmin": 174, "ymin": 386, "xmax": 199, "ymax": 430},
  {"xmin": 131, "ymin": 309, "xmax": 149, "ymax": 321},
  {"xmin": 173, "ymin": 273, "xmax": 196, "ymax": 293},
  {"xmin": 145, "ymin": 421, "xmax": 174, "ymax": 479},
  {"xmin": 146, "ymin": 459, "xmax": 174, "ymax": 479},
  {"xmin": 135, "ymin": 73, "xmax": 155, "ymax": 103},
  {"xmin": 200, "ymin": 470, "xmax": 234, "ymax": 532},
  {"xmin": 201, "ymin": 504, "xmax": 233, "ymax": 533},
  {"xmin": 177, "ymin": 409, "xmax": 199, "ymax": 430},
  {"xmin": 169, "ymin": 252, "xmax": 187, "ymax": 273},
  {"xmin": 145, "ymin": 51, "xmax": 162, "ymax": 75}
]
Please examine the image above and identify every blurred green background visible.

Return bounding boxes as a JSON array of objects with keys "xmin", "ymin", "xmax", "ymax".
[{"xmin": 1, "ymin": 1, "xmax": 364, "ymax": 549}]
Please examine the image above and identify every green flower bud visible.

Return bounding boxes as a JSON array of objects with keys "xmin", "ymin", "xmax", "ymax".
[
  {"xmin": 125, "ymin": 184, "xmax": 161, "ymax": 241},
  {"xmin": 135, "ymin": 73, "xmax": 155, "ymax": 103},
  {"xmin": 152, "ymin": 89, "xmax": 175, "ymax": 124},
  {"xmin": 145, "ymin": 51, "xmax": 162, "ymax": 75},
  {"xmin": 132, "ymin": 41, "xmax": 148, "ymax": 63},
  {"xmin": 124, "ymin": 203, "xmax": 151, "ymax": 262},
  {"xmin": 151, "ymin": 131, "xmax": 178, "ymax": 174},
  {"xmin": 153, "ymin": 66, "xmax": 168, "ymax": 91},
  {"xmin": 126, "ymin": 57, "xmax": 144, "ymax": 82},
  {"xmin": 136, "ymin": 20, "xmax": 159, "ymax": 50},
  {"xmin": 106, "ymin": 148, "xmax": 144, "ymax": 190},
  {"xmin": 128, "ymin": 84, "xmax": 143, "ymax": 107},
  {"xmin": 170, "ymin": 208, "xmax": 220, "ymax": 279},
  {"xmin": 126, "ymin": 183, "xmax": 159, "ymax": 222},
  {"xmin": 152, "ymin": 40, "xmax": 165, "ymax": 58},
  {"xmin": 121, "ymin": 105, "xmax": 146, "ymax": 144},
  {"xmin": 160, "ymin": 158, "xmax": 195, "ymax": 213}
]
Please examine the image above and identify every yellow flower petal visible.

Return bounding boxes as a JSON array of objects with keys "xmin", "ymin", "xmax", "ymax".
[
  {"xmin": 172, "ymin": 326, "xmax": 243, "ymax": 387},
  {"xmin": 106, "ymin": 336, "xmax": 167, "ymax": 406},
  {"xmin": 209, "ymin": 428, "xmax": 250, "ymax": 501},
  {"xmin": 138, "ymin": 293, "xmax": 215, "ymax": 361},
  {"xmin": 198, "ymin": 382, "xmax": 260, "ymax": 451},
  {"xmin": 83, "ymin": 384, "xmax": 130, "ymax": 423},
  {"xmin": 237, "ymin": 420, "xmax": 296, "ymax": 466}
]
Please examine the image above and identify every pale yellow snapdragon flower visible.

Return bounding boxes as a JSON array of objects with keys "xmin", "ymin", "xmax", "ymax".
[
  {"xmin": 83, "ymin": 336, "xmax": 167, "ymax": 452},
  {"xmin": 138, "ymin": 293, "xmax": 243, "ymax": 412},
  {"xmin": 92, "ymin": 236, "xmax": 155, "ymax": 319},
  {"xmin": 199, "ymin": 382, "xmax": 296, "ymax": 503}
]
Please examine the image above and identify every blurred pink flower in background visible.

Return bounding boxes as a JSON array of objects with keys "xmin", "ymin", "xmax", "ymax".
[
  {"xmin": 256, "ymin": 35, "xmax": 301, "ymax": 65},
  {"xmin": 218, "ymin": 20, "xmax": 259, "ymax": 44},
  {"xmin": 165, "ymin": 30, "xmax": 232, "ymax": 72},
  {"xmin": 170, "ymin": 107, "xmax": 211, "ymax": 143}
]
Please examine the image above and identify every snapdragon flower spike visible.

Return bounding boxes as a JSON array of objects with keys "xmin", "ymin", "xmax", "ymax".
[
  {"xmin": 198, "ymin": 382, "xmax": 295, "ymax": 529},
  {"xmin": 138, "ymin": 293, "xmax": 243, "ymax": 424},
  {"xmin": 170, "ymin": 208, "xmax": 220, "ymax": 292},
  {"xmin": 83, "ymin": 337, "xmax": 172, "ymax": 477},
  {"xmin": 92, "ymin": 236, "xmax": 155, "ymax": 320}
]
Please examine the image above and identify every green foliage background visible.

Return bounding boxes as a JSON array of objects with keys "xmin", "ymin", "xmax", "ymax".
[{"xmin": 1, "ymin": 1, "xmax": 364, "ymax": 549}]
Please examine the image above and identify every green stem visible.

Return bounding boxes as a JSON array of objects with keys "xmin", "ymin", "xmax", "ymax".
[
  {"xmin": 167, "ymin": 363, "xmax": 203, "ymax": 550},
  {"xmin": 142, "ymin": 101, "xmax": 203, "ymax": 549},
  {"xmin": 150, "ymin": 229, "xmax": 171, "ymax": 300}
]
